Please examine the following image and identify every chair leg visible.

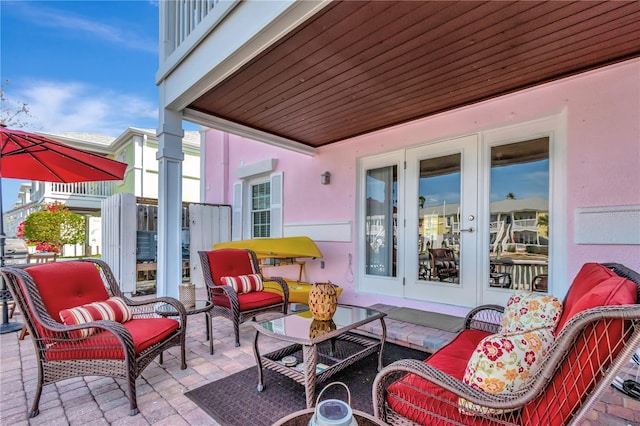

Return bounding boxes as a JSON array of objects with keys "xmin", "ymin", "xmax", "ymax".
[
  {"xmin": 126, "ymin": 372, "xmax": 139, "ymax": 416},
  {"xmin": 234, "ymin": 321, "xmax": 240, "ymax": 347},
  {"xmin": 207, "ymin": 313, "xmax": 215, "ymax": 355},
  {"xmin": 29, "ymin": 364, "xmax": 45, "ymax": 418},
  {"xmin": 18, "ymin": 325, "xmax": 28, "ymax": 340}
]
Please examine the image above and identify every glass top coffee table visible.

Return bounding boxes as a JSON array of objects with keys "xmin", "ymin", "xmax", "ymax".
[{"xmin": 252, "ymin": 304, "xmax": 387, "ymax": 408}]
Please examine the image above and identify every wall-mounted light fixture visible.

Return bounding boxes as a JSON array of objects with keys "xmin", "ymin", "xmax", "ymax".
[{"xmin": 321, "ymin": 171, "xmax": 331, "ymax": 185}]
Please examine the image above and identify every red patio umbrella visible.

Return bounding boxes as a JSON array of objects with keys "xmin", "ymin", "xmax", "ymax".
[
  {"xmin": 0, "ymin": 127, "xmax": 126, "ymax": 182},
  {"xmin": 0, "ymin": 126, "xmax": 127, "ymax": 333}
]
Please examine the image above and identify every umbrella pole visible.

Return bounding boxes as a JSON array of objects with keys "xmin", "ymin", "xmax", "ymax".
[{"xmin": 0, "ymin": 175, "xmax": 24, "ymax": 333}]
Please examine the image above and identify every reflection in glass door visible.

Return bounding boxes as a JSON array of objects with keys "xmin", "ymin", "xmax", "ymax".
[
  {"xmin": 405, "ymin": 134, "xmax": 478, "ymax": 307},
  {"xmin": 487, "ymin": 138, "xmax": 549, "ymax": 294},
  {"xmin": 416, "ymin": 154, "xmax": 461, "ymax": 284},
  {"xmin": 365, "ymin": 165, "xmax": 397, "ymax": 277}
]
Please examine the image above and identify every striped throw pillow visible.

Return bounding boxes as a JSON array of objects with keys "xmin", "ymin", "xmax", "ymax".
[
  {"xmin": 59, "ymin": 297, "xmax": 133, "ymax": 338},
  {"xmin": 221, "ymin": 274, "xmax": 264, "ymax": 294}
]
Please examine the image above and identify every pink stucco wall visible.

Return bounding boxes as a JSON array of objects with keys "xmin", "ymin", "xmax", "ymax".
[{"xmin": 203, "ymin": 59, "xmax": 640, "ymax": 313}]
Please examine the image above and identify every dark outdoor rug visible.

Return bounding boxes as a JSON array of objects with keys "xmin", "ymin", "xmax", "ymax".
[
  {"xmin": 387, "ymin": 307, "xmax": 465, "ymax": 333},
  {"xmin": 185, "ymin": 343, "xmax": 427, "ymax": 426}
]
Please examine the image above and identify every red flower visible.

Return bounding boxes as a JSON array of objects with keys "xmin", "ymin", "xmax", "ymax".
[
  {"xmin": 524, "ymin": 351, "xmax": 536, "ymax": 366},
  {"xmin": 482, "ymin": 341, "xmax": 504, "ymax": 360}
]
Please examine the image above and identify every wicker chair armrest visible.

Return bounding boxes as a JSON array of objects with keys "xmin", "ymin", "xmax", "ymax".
[
  {"xmin": 125, "ymin": 296, "xmax": 187, "ymax": 322},
  {"xmin": 373, "ymin": 359, "xmax": 526, "ymax": 420},
  {"xmin": 464, "ymin": 304, "xmax": 504, "ymax": 333},
  {"xmin": 264, "ymin": 276, "xmax": 290, "ymax": 304},
  {"xmin": 208, "ymin": 283, "xmax": 239, "ymax": 301}
]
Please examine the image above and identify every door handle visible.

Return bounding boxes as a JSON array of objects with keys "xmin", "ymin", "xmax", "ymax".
[{"xmin": 460, "ymin": 227, "xmax": 474, "ymax": 233}]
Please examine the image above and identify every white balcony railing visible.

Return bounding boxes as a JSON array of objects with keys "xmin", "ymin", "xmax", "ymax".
[{"xmin": 512, "ymin": 218, "xmax": 538, "ymax": 229}]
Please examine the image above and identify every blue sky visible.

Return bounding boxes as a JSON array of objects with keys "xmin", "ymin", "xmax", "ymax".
[{"xmin": 1, "ymin": 0, "xmax": 190, "ymax": 213}]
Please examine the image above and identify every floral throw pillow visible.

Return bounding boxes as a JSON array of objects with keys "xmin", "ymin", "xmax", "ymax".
[
  {"xmin": 459, "ymin": 327, "xmax": 555, "ymax": 415},
  {"xmin": 500, "ymin": 292, "xmax": 563, "ymax": 334},
  {"xmin": 59, "ymin": 296, "xmax": 133, "ymax": 339},
  {"xmin": 221, "ymin": 274, "xmax": 264, "ymax": 294}
]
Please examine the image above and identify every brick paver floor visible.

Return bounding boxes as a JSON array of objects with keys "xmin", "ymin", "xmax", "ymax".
[{"xmin": 1, "ymin": 289, "xmax": 639, "ymax": 425}]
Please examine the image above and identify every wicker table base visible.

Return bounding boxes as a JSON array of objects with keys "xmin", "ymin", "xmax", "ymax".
[{"xmin": 253, "ymin": 304, "xmax": 387, "ymax": 408}]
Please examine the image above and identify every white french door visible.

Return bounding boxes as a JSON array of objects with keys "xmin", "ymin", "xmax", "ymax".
[
  {"xmin": 358, "ymin": 115, "xmax": 564, "ymax": 308},
  {"xmin": 404, "ymin": 135, "xmax": 479, "ymax": 306}
]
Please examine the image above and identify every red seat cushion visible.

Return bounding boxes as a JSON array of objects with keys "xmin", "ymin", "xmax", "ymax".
[
  {"xmin": 28, "ymin": 261, "xmax": 111, "ymax": 319},
  {"xmin": 212, "ymin": 291, "xmax": 283, "ymax": 311},
  {"xmin": 386, "ymin": 328, "xmax": 503, "ymax": 425},
  {"xmin": 555, "ymin": 263, "xmax": 617, "ymax": 332},
  {"xmin": 45, "ymin": 318, "xmax": 180, "ymax": 361},
  {"xmin": 23, "ymin": 261, "xmax": 111, "ymax": 342},
  {"xmin": 207, "ymin": 249, "xmax": 257, "ymax": 285},
  {"xmin": 521, "ymin": 275, "xmax": 638, "ymax": 426}
]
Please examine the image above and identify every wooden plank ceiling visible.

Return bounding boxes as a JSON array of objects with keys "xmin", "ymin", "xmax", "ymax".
[{"xmin": 188, "ymin": 1, "xmax": 640, "ymax": 148}]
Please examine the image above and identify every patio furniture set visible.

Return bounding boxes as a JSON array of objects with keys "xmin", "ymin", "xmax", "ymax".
[{"xmin": 1, "ymin": 252, "xmax": 639, "ymax": 425}]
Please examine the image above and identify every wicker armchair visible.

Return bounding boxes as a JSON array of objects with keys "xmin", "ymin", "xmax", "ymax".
[
  {"xmin": 0, "ymin": 259, "xmax": 187, "ymax": 418},
  {"xmin": 373, "ymin": 262, "xmax": 640, "ymax": 426},
  {"xmin": 199, "ymin": 248, "xmax": 289, "ymax": 354}
]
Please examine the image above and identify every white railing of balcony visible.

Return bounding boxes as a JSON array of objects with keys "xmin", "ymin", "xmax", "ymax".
[
  {"xmin": 511, "ymin": 260, "xmax": 548, "ymax": 290},
  {"xmin": 513, "ymin": 219, "xmax": 538, "ymax": 229},
  {"xmin": 172, "ymin": 0, "xmax": 218, "ymax": 51},
  {"xmin": 49, "ymin": 181, "xmax": 115, "ymax": 198}
]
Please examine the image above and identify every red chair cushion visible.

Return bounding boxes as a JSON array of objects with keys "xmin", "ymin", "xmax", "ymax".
[
  {"xmin": 28, "ymin": 261, "xmax": 110, "ymax": 320},
  {"xmin": 386, "ymin": 328, "xmax": 499, "ymax": 425},
  {"xmin": 555, "ymin": 263, "xmax": 617, "ymax": 332},
  {"xmin": 521, "ymin": 275, "xmax": 637, "ymax": 426},
  {"xmin": 212, "ymin": 291, "xmax": 284, "ymax": 311},
  {"xmin": 59, "ymin": 297, "xmax": 133, "ymax": 338},
  {"xmin": 207, "ymin": 249, "xmax": 257, "ymax": 285},
  {"xmin": 45, "ymin": 318, "xmax": 180, "ymax": 361}
]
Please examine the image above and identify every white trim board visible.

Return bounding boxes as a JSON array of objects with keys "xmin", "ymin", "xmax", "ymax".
[
  {"xmin": 284, "ymin": 221, "xmax": 352, "ymax": 242},
  {"xmin": 574, "ymin": 205, "xmax": 640, "ymax": 245}
]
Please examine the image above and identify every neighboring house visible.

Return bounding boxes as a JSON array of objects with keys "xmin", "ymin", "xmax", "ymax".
[
  {"xmin": 153, "ymin": 1, "xmax": 640, "ymax": 314},
  {"xmin": 2, "ymin": 128, "xmax": 201, "ymax": 255}
]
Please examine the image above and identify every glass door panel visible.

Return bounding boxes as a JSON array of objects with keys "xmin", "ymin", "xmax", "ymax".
[
  {"xmin": 487, "ymin": 138, "xmax": 549, "ymax": 293},
  {"xmin": 405, "ymin": 135, "xmax": 478, "ymax": 307},
  {"xmin": 358, "ymin": 151, "xmax": 405, "ymax": 298},
  {"xmin": 365, "ymin": 165, "xmax": 397, "ymax": 277},
  {"xmin": 417, "ymin": 154, "xmax": 461, "ymax": 284}
]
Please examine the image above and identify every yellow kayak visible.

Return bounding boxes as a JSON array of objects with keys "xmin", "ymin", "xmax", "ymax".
[
  {"xmin": 214, "ymin": 236, "xmax": 323, "ymax": 259},
  {"xmin": 263, "ymin": 279, "xmax": 343, "ymax": 304},
  {"xmin": 214, "ymin": 237, "xmax": 340, "ymax": 304}
]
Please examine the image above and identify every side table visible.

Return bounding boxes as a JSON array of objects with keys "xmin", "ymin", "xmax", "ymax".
[
  {"xmin": 156, "ymin": 300, "xmax": 215, "ymax": 354},
  {"xmin": 273, "ymin": 407, "xmax": 386, "ymax": 426}
]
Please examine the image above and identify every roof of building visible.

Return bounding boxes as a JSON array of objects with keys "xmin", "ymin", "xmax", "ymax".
[{"xmin": 35, "ymin": 128, "xmax": 201, "ymax": 153}]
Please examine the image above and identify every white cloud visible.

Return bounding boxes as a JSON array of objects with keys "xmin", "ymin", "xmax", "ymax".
[
  {"xmin": 8, "ymin": 79, "xmax": 158, "ymax": 136},
  {"xmin": 10, "ymin": 2, "xmax": 157, "ymax": 54}
]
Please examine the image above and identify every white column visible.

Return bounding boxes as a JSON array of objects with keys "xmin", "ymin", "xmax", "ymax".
[{"xmin": 156, "ymin": 107, "xmax": 184, "ymax": 299}]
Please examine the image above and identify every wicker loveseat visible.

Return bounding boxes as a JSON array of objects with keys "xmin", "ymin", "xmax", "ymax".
[
  {"xmin": 0, "ymin": 259, "xmax": 187, "ymax": 418},
  {"xmin": 373, "ymin": 262, "xmax": 640, "ymax": 426}
]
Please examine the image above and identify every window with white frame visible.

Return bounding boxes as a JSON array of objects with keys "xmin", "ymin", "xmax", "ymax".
[
  {"xmin": 232, "ymin": 171, "xmax": 283, "ymax": 240},
  {"xmin": 251, "ymin": 181, "xmax": 271, "ymax": 238}
]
